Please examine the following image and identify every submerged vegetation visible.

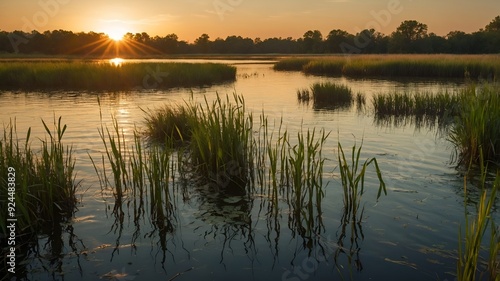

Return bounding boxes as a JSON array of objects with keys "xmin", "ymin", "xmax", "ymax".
[
  {"xmin": 275, "ymin": 55, "xmax": 500, "ymax": 79},
  {"xmin": 0, "ymin": 61, "xmax": 236, "ymax": 90}
]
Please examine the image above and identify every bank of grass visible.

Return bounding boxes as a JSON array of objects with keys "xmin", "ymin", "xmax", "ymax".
[
  {"xmin": 372, "ymin": 83, "xmax": 500, "ymax": 167},
  {"xmin": 0, "ymin": 61, "xmax": 236, "ymax": 90},
  {"xmin": 275, "ymin": 55, "xmax": 500, "ymax": 79},
  {"xmin": 0, "ymin": 117, "xmax": 78, "ymax": 238}
]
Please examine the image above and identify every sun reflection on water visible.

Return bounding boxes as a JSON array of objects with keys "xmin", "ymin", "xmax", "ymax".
[{"xmin": 109, "ymin": 57, "xmax": 124, "ymax": 66}]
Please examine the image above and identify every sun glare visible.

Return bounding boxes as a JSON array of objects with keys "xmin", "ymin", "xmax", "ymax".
[{"xmin": 106, "ymin": 28, "xmax": 126, "ymax": 41}]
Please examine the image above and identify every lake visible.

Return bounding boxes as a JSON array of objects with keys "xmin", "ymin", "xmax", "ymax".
[{"xmin": 1, "ymin": 59, "xmax": 496, "ymax": 281}]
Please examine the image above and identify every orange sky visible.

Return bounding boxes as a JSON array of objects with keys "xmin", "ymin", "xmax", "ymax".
[{"xmin": 1, "ymin": 0, "xmax": 498, "ymax": 42}]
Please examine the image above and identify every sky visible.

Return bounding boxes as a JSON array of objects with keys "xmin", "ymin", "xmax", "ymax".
[{"xmin": 1, "ymin": 0, "xmax": 499, "ymax": 42}]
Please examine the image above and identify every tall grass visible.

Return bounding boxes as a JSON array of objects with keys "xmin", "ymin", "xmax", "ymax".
[
  {"xmin": 457, "ymin": 163, "xmax": 499, "ymax": 281},
  {"xmin": 449, "ymin": 84, "xmax": 500, "ymax": 167},
  {"xmin": 142, "ymin": 105, "xmax": 192, "ymax": 144},
  {"xmin": 337, "ymin": 141, "xmax": 386, "ymax": 223},
  {"xmin": 0, "ymin": 61, "xmax": 237, "ymax": 90},
  {"xmin": 372, "ymin": 91, "xmax": 460, "ymax": 129},
  {"xmin": 275, "ymin": 55, "xmax": 500, "ymax": 79},
  {"xmin": 188, "ymin": 94, "xmax": 253, "ymax": 193},
  {"xmin": 0, "ymin": 117, "xmax": 78, "ymax": 236},
  {"xmin": 310, "ymin": 82, "xmax": 353, "ymax": 109}
]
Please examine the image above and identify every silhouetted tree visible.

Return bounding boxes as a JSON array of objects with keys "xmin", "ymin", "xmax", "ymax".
[
  {"xmin": 326, "ymin": 29, "xmax": 353, "ymax": 53},
  {"xmin": 485, "ymin": 16, "xmax": 500, "ymax": 32},
  {"xmin": 389, "ymin": 20, "xmax": 429, "ymax": 53},
  {"xmin": 194, "ymin": 33, "xmax": 211, "ymax": 53},
  {"xmin": 302, "ymin": 30, "xmax": 323, "ymax": 53}
]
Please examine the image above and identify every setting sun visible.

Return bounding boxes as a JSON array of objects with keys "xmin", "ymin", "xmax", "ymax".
[{"xmin": 105, "ymin": 27, "xmax": 126, "ymax": 41}]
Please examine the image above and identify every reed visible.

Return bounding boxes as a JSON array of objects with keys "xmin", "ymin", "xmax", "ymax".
[
  {"xmin": 457, "ymin": 166, "xmax": 499, "ymax": 281},
  {"xmin": 0, "ymin": 61, "xmax": 237, "ymax": 90},
  {"xmin": 0, "ymin": 117, "xmax": 78, "ymax": 237},
  {"xmin": 337, "ymin": 141, "xmax": 386, "ymax": 223},
  {"xmin": 188, "ymin": 94, "xmax": 253, "ymax": 193},
  {"xmin": 311, "ymin": 82, "xmax": 353, "ymax": 109},
  {"xmin": 275, "ymin": 55, "xmax": 500, "ymax": 79},
  {"xmin": 142, "ymin": 104, "xmax": 192, "ymax": 145},
  {"xmin": 449, "ymin": 84, "xmax": 500, "ymax": 167}
]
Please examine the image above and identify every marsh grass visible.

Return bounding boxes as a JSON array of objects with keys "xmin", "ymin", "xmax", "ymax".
[
  {"xmin": 188, "ymin": 94, "xmax": 253, "ymax": 192},
  {"xmin": 273, "ymin": 57, "xmax": 314, "ymax": 71},
  {"xmin": 457, "ymin": 164, "xmax": 499, "ymax": 281},
  {"xmin": 142, "ymin": 105, "xmax": 192, "ymax": 145},
  {"xmin": 311, "ymin": 82, "xmax": 353, "ymax": 109},
  {"xmin": 0, "ymin": 61, "xmax": 236, "ymax": 90},
  {"xmin": 449, "ymin": 84, "xmax": 500, "ymax": 167},
  {"xmin": 337, "ymin": 141, "xmax": 386, "ymax": 223},
  {"xmin": 372, "ymin": 91, "xmax": 460, "ymax": 130},
  {"xmin": 0, "ymin": 117, "xmax": 78, "ymax": 238},
  {"xmin": 275, "ymin": 55, "xmax": 500, "ymax": 79}
]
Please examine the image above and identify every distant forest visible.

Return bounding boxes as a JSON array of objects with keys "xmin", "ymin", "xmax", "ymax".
[{"xmin": 1, "ymin": 17, "xmax": 499, "ymax": 57}]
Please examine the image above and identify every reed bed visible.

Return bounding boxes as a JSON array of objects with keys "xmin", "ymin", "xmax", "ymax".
[
  {"xmin": 273, "ymin": 57, "xmax": 314, "ymax": 71},
  {"xmin": 188, "ymin": 94, "xmax": 253, "ymax": 192},
  {"xmin": 310, "ymin": 82, "xmax": 353, "ymax": 109},
  {"xmin": 449, "ymin": 84, "xmax": 500, "ymax": 167},
  {"xmin": 0, "ymin": 117, "xmax": 78, "ymax": 237},
  {"xmin": 0, "ymin": 61, "xmax": 236, "ymax": 90},
  {"xmin": 372, "ymin": 91, "xmax": 460, "ymax": 127},
  {"xmin": 275, "ymin": 55, "xmax": 500, "ymax": 79}
]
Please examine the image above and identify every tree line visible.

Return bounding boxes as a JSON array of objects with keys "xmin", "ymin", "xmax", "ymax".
[{"xmin": 1, "ymin": 16, "xmax": 499, "ymax": 56}]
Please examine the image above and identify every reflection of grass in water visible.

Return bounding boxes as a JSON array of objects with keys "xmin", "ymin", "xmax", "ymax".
[{"xmin": 335, "ymin": 141, "xmax": 386, "ymax": 278}]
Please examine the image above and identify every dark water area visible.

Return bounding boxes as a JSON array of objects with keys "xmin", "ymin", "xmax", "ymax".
[{"xmin": 1, "ymin": 59, "xmax": 497, "ymax": 281}]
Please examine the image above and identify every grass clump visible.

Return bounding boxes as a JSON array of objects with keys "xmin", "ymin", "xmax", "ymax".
[
  {"xmin": 0, "ymin": 117, "xmax": 78, "ymax": 238},
  {"xmin": 311, "ymin": 82, "xmax": 353, "ymax": 109},
  {"xmin": 188, "ymin": 94, "xmax": 253, "ymax": 192},
  {"xmin": 142, "ymin": 105, "xmax": 192, "ymax": 144},
  {"xmin": 449, "ymin": 84, "xmax": 500, "ymax": 167},
  {"xmin": 0, "ymin": 61, "xmax": 236, "ymax": 90}
]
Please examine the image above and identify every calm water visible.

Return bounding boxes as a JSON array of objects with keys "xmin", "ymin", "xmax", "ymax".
[{"xmin": 1, "ymin": 60, "xmax": 497, "ymax": 281}]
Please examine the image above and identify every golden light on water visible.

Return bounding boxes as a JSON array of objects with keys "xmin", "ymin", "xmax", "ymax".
[{"xmin": 109, "ymin": 58, "xmax": 125, "ymax": 66}]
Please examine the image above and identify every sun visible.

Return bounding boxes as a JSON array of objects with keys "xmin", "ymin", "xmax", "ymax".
[{"xmin": 106, "ymin": 27, "xmax": 126, "ymax": 41}]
